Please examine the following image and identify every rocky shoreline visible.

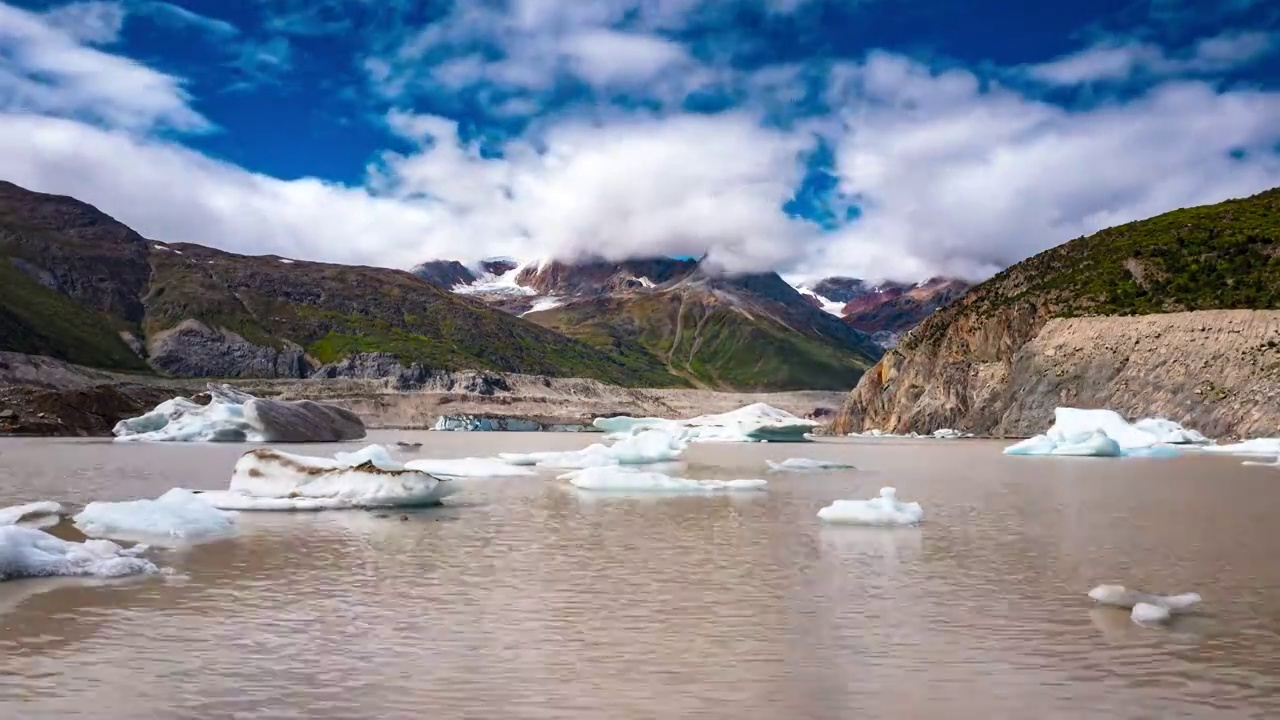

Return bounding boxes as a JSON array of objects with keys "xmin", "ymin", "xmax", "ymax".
[{"xmin": 0, "ymin": 352, "xmax": 847, "ymax": 438}]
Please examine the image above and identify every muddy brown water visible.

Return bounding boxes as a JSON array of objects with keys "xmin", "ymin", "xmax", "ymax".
[{"xmin": 1, "ymin": 433, "xmax": 1278, "ymax": 719}]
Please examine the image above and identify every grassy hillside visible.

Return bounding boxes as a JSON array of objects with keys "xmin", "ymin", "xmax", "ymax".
[
  {"xmin": 532, "ymin": 290, "xmax": 875, "ymax": 391},
  {"xmin": 905, "ymin": 187, "xmax": 1280, "ymax": 351},
  {"xmin": 0, "ymin": 181, "xmax": 682, "ymax": 385}
]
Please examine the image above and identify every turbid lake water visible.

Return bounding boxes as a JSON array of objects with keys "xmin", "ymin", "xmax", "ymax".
[{"xmin": 1, "ymin": 432, "xmax": 1279, "ymax": 719}]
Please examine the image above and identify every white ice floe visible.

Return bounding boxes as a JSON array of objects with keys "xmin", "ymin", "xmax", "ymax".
[
  {"xmin": 404, "ymin": 457, "xmax": 537, "ymax": 477},
  {"xmin": 1088, "ymin": 584, "xmax": 1201, "ymax": 626},
  {"xmin": 817, "ymin": 487, "xmax": 924, "ymax": 526},
  {"xmin": 560, "ymin": 466, "xmax": 767, "ymax": 493},
  {"xmin": 1201, "ymin": 438, "xmax": 1280, "ymax": 457},
  {"xmin": 499, "ymin": 427, "xmax": 688, "ymax": 469},
  {"xmin": 766, "ymin": 458, "xmax": 855, "ymax": 472},
  {"xmin": 73, "ymin": 489, "xmax": 238, "ymax": 543},
  {"xmin": 199, "ymin": 444, "xmax": 459, "ymax": 511},
  {"xmin": 1003, "ymin": 408, "xmax": 1206, "ymax": 458},
  {"xmin": 0, "ymin": 526, "xmax": 158, "ymax": 581},
  {"xmin": 932, "ymin": 428, "xmax": 973, "ymax": 439},
  {"xmin": 594, "ymin": 403, "xmax": 819, "ymax": 443},
  {"xmin": 113, "ymin": 383, "xmax": 365, "ymax": 443},
  {"xmin": 0, "ymin": 501, "xmax": 63, "ymax": 526}
]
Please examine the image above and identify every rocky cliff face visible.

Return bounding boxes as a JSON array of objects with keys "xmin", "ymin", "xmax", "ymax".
[
  {"xmin": 835, "ymin": 309, "xmax": 1280, "ymax": 439},
  {"xmin": 833, "ymin": 187, "xmax": 1280, "ymax": 439},
  {"xmin": 146, "ymin": 319, "xmax": 313, "ymax": 378}
]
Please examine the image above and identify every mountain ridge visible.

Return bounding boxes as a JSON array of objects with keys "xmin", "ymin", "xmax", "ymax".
[{"xmin": 831, "ymin": 186, "xmax": 1280, "ymax": 437}]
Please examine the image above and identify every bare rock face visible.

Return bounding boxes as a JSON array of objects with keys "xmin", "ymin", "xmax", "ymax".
[
  {"xmin": 311, "ymin": 353, "xmax": 512, "ymax": 394},
  {"xmin": 834, "ymin": 308, "xmax": 1280, "ymax": 439},
  {"xmin": 147, "ymin": 319, "xmax": 313, "ymax": 379},
  {"xmin": 244, "ymin": 395, "xmax": 366, "ymax": 443}
]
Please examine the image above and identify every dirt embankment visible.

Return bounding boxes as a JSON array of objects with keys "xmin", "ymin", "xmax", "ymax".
[
  {"xmin": 0, "ymin": 352, "xmax": 846, "ymax": 437},
  {"xmin": 833, "ymin": 309, "xmax": 1280, "ymax": 440}
]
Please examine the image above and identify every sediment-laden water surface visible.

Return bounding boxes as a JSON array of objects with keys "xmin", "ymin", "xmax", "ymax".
[{"xmin": 1, "ymin": 433, "xmax": 1278, "ymax": 719}]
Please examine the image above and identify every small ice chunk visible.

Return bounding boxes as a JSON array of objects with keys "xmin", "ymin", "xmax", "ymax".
[
  {"xmin": 1088, "ymin": 584, "xmax": 1202, "ymax": 614},
  {"xmin": 766, "ymin": 458, "xmax": 855, "ymax": 472},
  {"xmin": 0, "ymin": 526, "xmax": 157, "ymax": 581},
  {"xmin": 73, "ymin": 489, "xmax": 237, "ymax": 543},
  {"xmin": 562, "ymin": 466, "xmax": 767, "ymax": 492},
  {"xmin": 0, "ymin": 501, "xmax": 63, "ymax": 526},
  {"xmin": 499, "ymin": 427, "xmax": 687, "ymax": 469},
  {"xmin": 405, "ymin": 457, "xmax": 537, "ymax": 477},
  {"xmin": 817, "ymin": 487, "xmax": 924, "ymax": 526},
  {"xmin": 203, "ymin": 444, "xmax": 459, "ymax": 511},
  {"xmin": 1131, "ymin": 603, "xmax": 1171, "ymax": 625}
]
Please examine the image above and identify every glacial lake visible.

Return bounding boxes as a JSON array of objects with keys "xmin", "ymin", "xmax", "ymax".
[{"xmin": 1, "ymin": 432, "xmax": 1279, "ymax": 719}]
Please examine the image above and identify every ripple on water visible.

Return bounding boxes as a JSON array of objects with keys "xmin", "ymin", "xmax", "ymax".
[{"xmin": 0, "ymin": 434, "xmax": 1279, "ymax": 718}]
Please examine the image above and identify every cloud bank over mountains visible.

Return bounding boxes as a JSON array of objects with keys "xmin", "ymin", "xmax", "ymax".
[{"xmin": 2, "ymin": 0, "xmax": 1279, "ymax": 282}]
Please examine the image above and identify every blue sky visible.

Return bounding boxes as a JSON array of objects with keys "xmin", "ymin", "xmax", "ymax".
[{"xmin": 2, "ymin": 0, "xmax": 1279, "ymax": 281}]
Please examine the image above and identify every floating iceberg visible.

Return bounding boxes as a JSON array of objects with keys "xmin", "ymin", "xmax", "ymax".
[
  {"xmin": 561, "ymin": 466, "xmax": 767, "ymax": 493},
  {"xmin": 499, "ymin": 427, "xmax": 688, "ymax": 469},
  {"xmin": 197, "ymin": 444, "xmax": 459, "ymax": 511},
  {"xmin": 1003, "ymin": 408, "xmax": 1205, "ymax": 458},
  {"xmin": 817, "ymin": 487, "xmax": 924, "ymax": 526},
  {"xmin": 1088, "ymin": 584, "xmax": 1201, "ymax": 625},
  {"xmin": 932, "ymin": 428, "xmax": 973, "ymax": 439},
  {"xmin": 766, "ymin": 458, "xmax": 856, "ymax": 472},
  {"xmin": 1005, "ymin": 430, "xmax": 1122, "ymax": 457},
  {"xmin": 593, "ymin": 403, "xmax": 819, "ymax": 443},
  {"xmin": 404, "ymin": 457, "xmax": 537, "ymax": 477},
  {"xmin": 0, "ymin": 526, "xmax": 158, "ymax": 581},
  {"xmin": 1201, "ymin": 438, "xmax": 1280, "ymax": 457},
  {"xmin": 113, "ymin": 383, "xmax": 366, "ymax": 443},
  {"xmin": 73, "ymin": 489, "xmax": 238, "ymax": 543},
  {"xmin": 0, "ymin": 501, "xmax": 63, "ymax": 526}
]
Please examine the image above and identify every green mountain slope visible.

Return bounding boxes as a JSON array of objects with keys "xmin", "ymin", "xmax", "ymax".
[
  {"xmin": 530, "ymin": 276, "xmax": 881, "ymax": 392},
  {"xmin": 835, "ymin": 185, "xmax": 1280, "ymax": 435},
  {"xmin": 0, "ymin": 181, "xmax": 681, "ymax": 386},
  {"xmin": 922, "ymin": 186, "xmax": 1280, "ymax": 346}
]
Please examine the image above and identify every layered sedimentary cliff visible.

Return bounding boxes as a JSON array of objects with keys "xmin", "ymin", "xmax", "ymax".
[{"xmin": 834, "ymin": 309, "xmax": 1280, "ymax": 439}]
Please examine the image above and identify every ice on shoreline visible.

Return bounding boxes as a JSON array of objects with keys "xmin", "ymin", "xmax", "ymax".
[
  {"xmin": 0, "ymin": 526, "xmax": 158, "ymax": 581},
  {"xmin": 113, "ymin": 384, "xmax": 366, "ymax": 443},
  {"xmin": 499, "ymin": 427, "xmax": 688, "ymax": 469},
  {"xmin": 817, "ymin": 487, "xmax": 924, "ymax": 526},
  {"xmin": 593, "ymin": 403, "xmax": 819, "ymax": 443},
  {"xmin": 1088, "ymin": 584, "xmax": 1202, "ymax": 625},
  {"xmin": 198, "ymin": 445, "xmax": 459, "ymax": 511},
  {"xmin": 1004, "ymin": 408, "xmax": 1206, "ymax": 458},
  {"xmin": 560, "ymin": 466, "xmax": 767, "ymax": 493},
  {"xmin": 74, "ymin": 489, "xmax": 238, "ymax": 543},
  {"xmin": 0, "ymin": 501, "xmax": 63, "ymax": 526}
]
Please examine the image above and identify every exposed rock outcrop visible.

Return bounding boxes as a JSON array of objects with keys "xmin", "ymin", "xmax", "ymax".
[
  {"xmin": 147, "ymin": 319, "xmax": 313, "ymax": 378},
  {"xmin": 836, "ymin": 309, "xmax": 1280, "ymax": 439},
  {"xmin": 311, "ymin": 353, "xmax": 512, "ymax": 394},
  {"xmin": 833, "ymin": 187, "xmax": 1280, "ymax": 440}
]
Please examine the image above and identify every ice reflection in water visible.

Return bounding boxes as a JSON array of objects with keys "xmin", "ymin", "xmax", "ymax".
[{"xmin": 0, "ymin": 433, "xmax": 1278, "ymax": 718}]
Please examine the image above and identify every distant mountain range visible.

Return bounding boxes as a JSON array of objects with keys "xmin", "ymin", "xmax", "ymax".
[
  {"xmin": 0, "ymin": 180, "xmax": 968, "ymax": 391},
  {"xmin": 409, "ymin": 256, "xmax": 969, "ymax": 390}
]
